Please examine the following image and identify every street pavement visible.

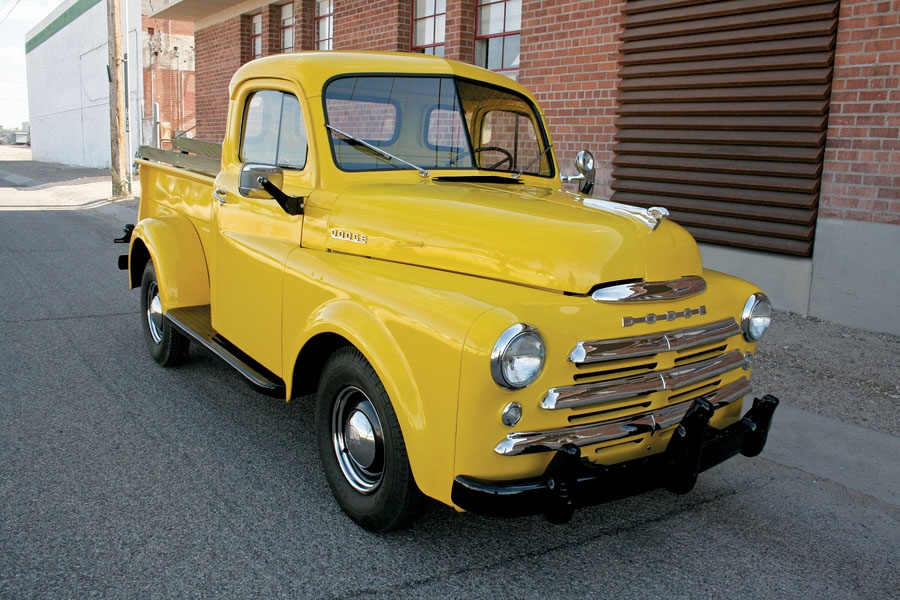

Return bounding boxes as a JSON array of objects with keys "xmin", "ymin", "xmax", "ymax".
[{"xmin": 1, "ymin": 145, "xmax": 898, "ymax": 598}]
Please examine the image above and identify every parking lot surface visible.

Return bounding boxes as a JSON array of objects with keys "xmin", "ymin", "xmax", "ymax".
[{"xmin": 1, "ymin": 146, "xmax": 898, "ymax": 598}]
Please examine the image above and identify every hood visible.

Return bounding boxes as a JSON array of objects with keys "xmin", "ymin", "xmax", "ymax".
[{"xmin": 324, "ymin": 179, "xmax": 702, "ymax": 295}]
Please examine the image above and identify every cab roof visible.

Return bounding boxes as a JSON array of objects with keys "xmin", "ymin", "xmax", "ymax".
[{"xmin": 229, "ymin": 51, "xmax": 532, "ymax": 99}]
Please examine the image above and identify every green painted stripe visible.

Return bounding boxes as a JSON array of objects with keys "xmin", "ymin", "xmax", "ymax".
[{"xmin": 25, "ymin": 0, "xmax": 104, "ymax": 54}]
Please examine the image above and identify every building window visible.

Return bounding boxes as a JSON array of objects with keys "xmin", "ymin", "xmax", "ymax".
[
  {"xmin": 251, "ymin": 13, "xmax": 263, "ymax": 59},
  {"xmin": 475, "ymin": 0, "xmax": 521, "ymax": 76},
  {"xmin": 412, "ymin": 0, "xmax": 446, "ymax": 56},
  {"xmin": 315, "ymin": 0, "xmax": 334, "ymax": 50},
  {"xmin": 281, "ymin": 3, "xmax": 295, "ymax": 53}
]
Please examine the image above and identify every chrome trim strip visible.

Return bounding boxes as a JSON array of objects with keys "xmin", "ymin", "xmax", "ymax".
[
  {"xmin": 495, "ymin": 378, "xmax": 751, "ymax": 456},
  {"xmin": 590, "ymin": 276, "xmax": 707, "ymax": 303},
  {"xmin": 568, "ymin": 318, "xmax": 741, "ymax": 365},
  {"xmin": 542, "ymin": 350, "xmax": 749, "ymax": 411}
]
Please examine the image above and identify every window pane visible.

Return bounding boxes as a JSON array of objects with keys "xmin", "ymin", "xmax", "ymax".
[
  {"xmin": 277, "ymin": 94, "xmax": 307, "ymax": 169},
  {"xmin": 475, "ymin": 39, "xmax": 486, "ymax": 67},
  {"xmin": 487, "ymin": 38, "xmax": 502, "ymax": 70},
  {"xmin": 414, "ymin": 19, "xmax": 426, "ymax": 46},
  {"xmin": 281, "ymin": 3, "xmax": 293, "ymax": 24},
  {"xmin": 326, "ymin": 99, "xmax": 397, "ymax": 142},
  {"xmin": 433, "ymin": 45, "xmax": 444, "ymax": 57},
  {"xmin": 436, "ymin": 0, "xmax": 446, "ymax": 13},
  {"xmin": 503, "ymin": 34, "xmax": 520, "ymax": 69},
  {"xmin": 479, "ymin": 3, "xmax": 504, "ymax": 35},
  {"xmin": 242, "ymin": 91, "xmax": 280, "ymax": 164},
  {"xmin": 435, "ymin": 14, "xmax": 445, "ymax": 44},
  {"xmin": 427, "ymin": 108, "xmax": 467, "ymax": 149},
  {"xmin": 505, "ymin": 0, "xmax": 521, "ymax": 32},
  {"xmin": 282, "ymin": 28, "xmax": 293, "ymax": 52},
  {"xmin": 252, "ymin": 14, "xmax": 262, "ymax": 35},
  {"xmin": 424, "ymin": 16, "xmax": 434, "ymax": 45}
]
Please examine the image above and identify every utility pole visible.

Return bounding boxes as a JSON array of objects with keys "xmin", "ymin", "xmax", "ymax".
[{"xmin": 107, "ymin": 0, "xmax": 130, "ymax": 198}]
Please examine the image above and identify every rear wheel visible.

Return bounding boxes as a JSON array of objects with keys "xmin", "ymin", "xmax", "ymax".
[
  {"xmin": 140, "ymin": 261, "xmax": 189, "ymax": 366},
  {"xmin": 316, "ymin": 347, "xmax": 425, "ymax": 532}
]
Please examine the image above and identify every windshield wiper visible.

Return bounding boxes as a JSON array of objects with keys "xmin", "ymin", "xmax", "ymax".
[
  {"xmin": 326, "ymin": 124, "xmax": 431, "ymax": 178},
  {"xmin": 513, "ymin": 145, "xmax": 553, "ymax": 179}
]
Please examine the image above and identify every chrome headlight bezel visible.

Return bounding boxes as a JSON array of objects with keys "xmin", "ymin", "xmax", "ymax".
[
  {"xmin": 490, "ymin": 324, "xmax": 546, "ymax": 390},
  {"xmin": 741, "ymin": 292, "xmax": 772, "ymax": 341}
]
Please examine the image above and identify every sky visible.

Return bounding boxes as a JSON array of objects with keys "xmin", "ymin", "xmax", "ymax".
[{"xmin": 0, "ymin": 0, "xmax": 64, "ymax": 130}]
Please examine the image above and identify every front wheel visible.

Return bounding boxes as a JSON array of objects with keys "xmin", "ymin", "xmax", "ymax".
[
  {"xmin": 315, "ymin": 347, "xmax": 425, "ymax": 532},
  {"xmin": 140, "ymin": 261, "xmax": 189, "ymax": 367}
]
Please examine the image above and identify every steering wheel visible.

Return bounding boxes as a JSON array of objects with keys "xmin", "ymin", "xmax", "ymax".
[{"xmin": 447, "ymin": 146, "xmax": 514, "ymax": 170}]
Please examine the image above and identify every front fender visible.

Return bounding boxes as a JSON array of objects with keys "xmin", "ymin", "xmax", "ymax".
[
  {"xmin": 297, "ymin": 298, "xmax": 460, "ymax": 506},
  {"xmin": 282, "ymin": 251, "xmax": 505, "ymax": 507},
  {"xmin": 130, "ymin": 216, "xmax": 210, "ymax": 309}
]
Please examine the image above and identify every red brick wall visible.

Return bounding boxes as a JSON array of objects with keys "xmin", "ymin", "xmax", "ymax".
[
  {"xmin": 444, "ymin": 1, "xmax": 475, "ymax": 63},
  {"xmin": 334, "ymin": 0, "xmax": 411, "ymax": 51},
  {"xmin": 518, "ymin": 0, "xmax": 623, "ymax": 197},
  {"xmin": 195, "ymin": 16, "xmax": 249, "ymax": 141},
  {"xmin": 296, "ymin": 0, "xmax": 315, "ymax": 51},
  {"xmin": 821, "ymin": 0, "xmax": 900, "ymax": 225}
]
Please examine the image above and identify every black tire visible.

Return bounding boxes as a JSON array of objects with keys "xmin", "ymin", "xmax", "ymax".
[
  {"xmin": 316, "ymin": 347, "xmax": 426, "ymax": 532},
  {"xmin": 140, "ymin": 261, "xmax": 189, "ymax": 367}
]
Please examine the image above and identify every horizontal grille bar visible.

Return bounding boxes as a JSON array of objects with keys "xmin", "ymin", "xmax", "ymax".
[
  {"xmin": 495, "ymin": 378, "xmax": 751, "ymax": 456},
  {"xmin": 568, "ymin": 317, "xmax": 741, "ymax": 365},
  {"xmin": 543, "ymin": 349, "xmax": 749, "ymax": 411}
]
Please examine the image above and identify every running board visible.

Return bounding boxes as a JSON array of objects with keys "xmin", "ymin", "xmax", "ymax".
[{"xmin": 165, "ymin": 305, "xmax": 286, "ymax": 398}]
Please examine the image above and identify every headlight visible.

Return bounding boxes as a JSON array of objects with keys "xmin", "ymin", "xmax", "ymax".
[
  {"xmin": 491, "ymin": 324, "xmax": 545, "ymax": 390},
  {"xmin": 741, "ymin": 293, "xmax": 772, "ymax": 341}
]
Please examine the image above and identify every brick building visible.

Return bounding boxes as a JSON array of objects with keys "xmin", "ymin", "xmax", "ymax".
[
  {"xmin": 149, "ymin": 0, "xmax": 899, "ymax": 335},
  {"xmin": 142, "ymin": 14, "xmax": 196, "ymax": 144}
]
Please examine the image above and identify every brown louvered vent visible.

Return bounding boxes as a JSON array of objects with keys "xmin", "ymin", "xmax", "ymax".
[{"xmin": 611, "ymin": 0, "xmax": 838, "ymax": 256}]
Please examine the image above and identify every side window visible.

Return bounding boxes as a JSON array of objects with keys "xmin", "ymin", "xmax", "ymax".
[{"xmin": 241, "ymin": 90, "xmax": 308, "ymax": 169}]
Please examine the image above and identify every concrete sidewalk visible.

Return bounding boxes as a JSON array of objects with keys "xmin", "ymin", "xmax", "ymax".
[{"xmin": 2, "ymin": 144, "xmax": 898, "ymax": 509}]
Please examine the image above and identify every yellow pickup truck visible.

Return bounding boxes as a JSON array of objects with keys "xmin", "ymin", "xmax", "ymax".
[{"xmin": 117, "ymin": 52, "xmax": 778, "ymax": 532}]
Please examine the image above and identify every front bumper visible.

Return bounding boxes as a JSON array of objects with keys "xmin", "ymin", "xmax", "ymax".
[{"xmin": 451, "ymin": 394, "xmax": 779, "ymax": 524}]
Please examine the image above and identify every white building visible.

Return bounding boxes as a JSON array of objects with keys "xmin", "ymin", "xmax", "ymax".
[{"xmin": 25, "ymin": 0, "xmax": 143, "ymax": 168}]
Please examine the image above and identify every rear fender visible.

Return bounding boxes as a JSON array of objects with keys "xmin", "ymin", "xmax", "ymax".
[{"xmin": 130, "ymin": 216, "xmax": 210, "ymax": 309}]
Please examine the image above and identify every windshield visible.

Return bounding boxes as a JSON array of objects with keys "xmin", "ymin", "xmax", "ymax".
[{"xmin": 323, "ymin": 75, "xmax": 553, "ymax": 177}]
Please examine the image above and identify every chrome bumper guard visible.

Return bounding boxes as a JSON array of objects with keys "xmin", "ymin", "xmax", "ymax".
[{"xmin": 451, "ymin": 394, "xmax": 779, "ymax": 524}]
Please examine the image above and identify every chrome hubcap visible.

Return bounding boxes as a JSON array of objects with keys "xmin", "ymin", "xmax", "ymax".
[
  {"xmin": 331, "ymin": 386, "xmax": 384, "ymax": 494},
  {"xmin": 146, "ymin": 281, "xmax": 164, "ymax": 344}
]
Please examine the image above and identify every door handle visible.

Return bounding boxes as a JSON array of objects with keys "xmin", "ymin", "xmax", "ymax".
[{"xmin": 213, "ymin": 188, "xmax": 228, "ymax": 204}]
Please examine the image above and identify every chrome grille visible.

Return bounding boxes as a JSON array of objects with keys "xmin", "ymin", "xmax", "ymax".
[
  {"xmin": 568, "ymin": 318, "xmax": 740, "ymax": 364},
  {"xmin": 542, "ymin": 349, "xmax": 749, "ymax": 411},
  {"xmin": 494, "ymin": 317, "xmax": 751, "ymax": 457},
  {"xmin": 496, "ymin": 379, "xmax": 751, "ymax": 456}
]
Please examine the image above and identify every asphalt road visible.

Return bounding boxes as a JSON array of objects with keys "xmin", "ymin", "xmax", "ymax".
[{"xmin": 1, "ymin": 148, "xmax": 898, "ymax": 598}]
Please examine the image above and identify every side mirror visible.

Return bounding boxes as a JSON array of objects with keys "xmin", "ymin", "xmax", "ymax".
[
  {"xmin": 239, "ymin": 163, "xmax": 284, "ymax": 198},
  {"xmin": 238, "ymin": 162, "xmax": 304, "ymax": 215},
  {"xmin": 574, "ymin": 150, "xmax": 595, "ymax": 196},
  {"xmin": 560, "ymin": 150, "xmax": 596, "ymax": 195}
]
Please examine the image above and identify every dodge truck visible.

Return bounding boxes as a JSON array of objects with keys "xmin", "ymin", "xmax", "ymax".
[{"xmin": 117, "ymin": 52, "xmax": 779, "ymax": 532}]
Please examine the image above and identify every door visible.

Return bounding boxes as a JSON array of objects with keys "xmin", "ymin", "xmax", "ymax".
[{"xmin": 212, "ymin": 87, "xmax": 312, "ymax": 376}]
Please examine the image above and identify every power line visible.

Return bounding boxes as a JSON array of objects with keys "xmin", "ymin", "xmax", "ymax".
[{"xmin": 0, "ymin": 0, "xmax": 23, "ymax": 27}]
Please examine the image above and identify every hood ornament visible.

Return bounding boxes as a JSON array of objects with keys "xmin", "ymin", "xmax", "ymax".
[
  {"xmin": 582, "ymin": 198, "xmax": 670, "ymax": 230},
  {"xmin": 591, "ymin": 276, "xmax": 707, "ymax": 303}
]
